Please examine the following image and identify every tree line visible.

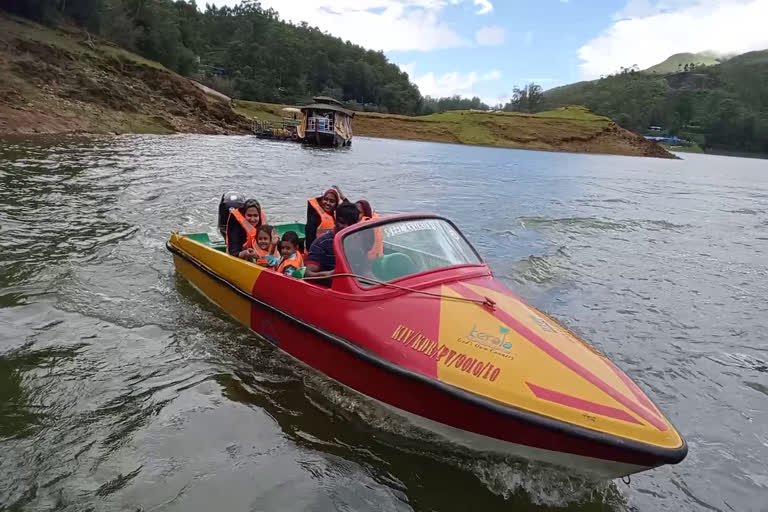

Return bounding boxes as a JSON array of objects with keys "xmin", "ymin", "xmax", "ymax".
[
  {"xmin": 541, "ymin": 54, "xmax": 768, "ymax": 153},
  {"xmin": 5, "ymin": 0, "xmax": 425, "ymax": 113},
  {"xmin": 4, "ymin": 1, "xmax": 557, "ymax": 116}
]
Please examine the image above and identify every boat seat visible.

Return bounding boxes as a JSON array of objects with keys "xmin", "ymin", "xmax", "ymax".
[{"xmin": 372, "ymin": 253, "xmax": 417, "ymax": 282}]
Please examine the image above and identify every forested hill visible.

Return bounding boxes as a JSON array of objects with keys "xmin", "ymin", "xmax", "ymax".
[
  {"xmin": 5, "ymin": 0, "xmax": 422, "ymax": 114},
  {"xmin": 541, "ymin": 50, "xmax": 768, "ymax": 154}
]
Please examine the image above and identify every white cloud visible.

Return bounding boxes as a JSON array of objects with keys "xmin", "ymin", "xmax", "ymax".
[
  {"xmin": 475, "ymin": 25, "xmax": 505, "ymax": 46},
  {"xmin": 473, "ymin": 0, "xmax": 494, "ymax": 14},
  {"xmin": 234, "ymin": 0, "xmax": 495, "ymax": 52},
  {"xmin": 404, "ymin": 64, "xmax": 502, "ymax": 103},
  {"xmin": 579, "ymin": 0, "xmax": 768, "ymax": 79}
]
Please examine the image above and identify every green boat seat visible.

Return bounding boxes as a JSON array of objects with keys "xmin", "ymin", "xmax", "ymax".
[
  {"xmin": 186, "ymin": 233, "xmax": 212, "ymax": 245},
  {"xmin": 372, "ymin": 253, "xmax": 417, "ymax": 282}
]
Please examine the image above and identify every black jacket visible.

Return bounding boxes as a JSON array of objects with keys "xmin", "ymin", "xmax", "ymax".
[{"xmin": 226, "ymin": 216, "xmax": 248, "ymax": 256}]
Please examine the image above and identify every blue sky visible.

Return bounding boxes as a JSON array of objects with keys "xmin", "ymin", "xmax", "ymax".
[{"xmin": 215, "ymin": 0, "xmax": 768, "ymax": 105}]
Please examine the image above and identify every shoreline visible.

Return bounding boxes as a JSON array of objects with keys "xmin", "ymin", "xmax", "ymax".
[{"xmin": 0, "ymin": 14, "xmax": 673, "ymax": 159}]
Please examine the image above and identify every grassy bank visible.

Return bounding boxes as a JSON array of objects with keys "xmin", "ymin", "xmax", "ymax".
[{"xmin": 236, "ymin": 101, "xmax": 674, "ymax": 158}]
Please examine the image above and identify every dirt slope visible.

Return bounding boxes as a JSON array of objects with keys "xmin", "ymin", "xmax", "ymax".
[{"xmin": 0, "ymin": 14, "xmax": 250, "ymax": 135}]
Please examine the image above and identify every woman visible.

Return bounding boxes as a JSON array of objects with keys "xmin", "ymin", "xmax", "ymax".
[
  {"xmin": 305, "ymin": 188, "xmax": 340, "ymax": 250},
  {"xmin": 226, "ymin": 198, "xmax": 265, "ymax": 259},
  {"xmin": 355, "ymin": 199, "xmax": 384, "ymax": 259},
  {"xmin": 355, "ymin": 199, "xmax": 373, "ymax": 221}
]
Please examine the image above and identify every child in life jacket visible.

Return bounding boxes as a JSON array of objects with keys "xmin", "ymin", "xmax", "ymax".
[
  {"xmin": 277, "ymin": 231, "xmax": 304, "ymax": 277},
  {"xmin": 254, "ymin": 224, "xmax": 279, "ymax": 268}
]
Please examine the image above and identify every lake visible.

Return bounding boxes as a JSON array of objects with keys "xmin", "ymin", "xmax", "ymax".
[{"xmin": 1, "ymin": 135, "xmax": 766, "ymax": 511}]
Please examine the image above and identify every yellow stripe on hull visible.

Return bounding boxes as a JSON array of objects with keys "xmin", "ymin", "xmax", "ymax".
[
  {"xmin": 170, "ymin": 233, "xmax": 265, "ymax": 329},
  {"xmin": 173, "ymin": 254, "xmax": 252, "ymax": 327},
  {"xmin": 435, "ymin": 284, "xmax": 683, "ymax": 450}
]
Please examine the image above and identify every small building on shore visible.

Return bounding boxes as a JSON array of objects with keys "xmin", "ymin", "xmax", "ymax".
[{"xmin": 297, "ymin": 96, "xmax": 354, "ymax": 147}]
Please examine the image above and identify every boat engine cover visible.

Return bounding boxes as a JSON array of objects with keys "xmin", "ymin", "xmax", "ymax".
[{"xmin": 218, "ymin": 191, "xmax": 245, "ymax": 238}]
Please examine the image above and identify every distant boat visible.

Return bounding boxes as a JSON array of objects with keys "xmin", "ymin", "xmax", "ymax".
[
  {"xmin": 644, "ymin": 135, "xmax": 689, "ymax": 145},
  {"xmin": 297, "ymin": 96, "xmax": 354, "ymax": 147}
]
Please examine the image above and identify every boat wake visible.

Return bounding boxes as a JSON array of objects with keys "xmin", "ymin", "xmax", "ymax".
[
  {"xmin": 517, "ymin": 215, "xmax": 690, "ymax": 234},
  {"xmin": 311, "ymin": 373, "xmax": 628, "ymax": 509}
]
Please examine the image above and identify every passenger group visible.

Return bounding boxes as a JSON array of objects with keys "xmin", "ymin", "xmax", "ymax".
[{"xmin": 223, "ymin": 186, "xmax": 378, "ymax": 281}]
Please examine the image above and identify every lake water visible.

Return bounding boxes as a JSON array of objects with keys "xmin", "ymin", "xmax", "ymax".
[{"xmin": 1, "ymin": 135, "xmax": 767, "ymax": 511}]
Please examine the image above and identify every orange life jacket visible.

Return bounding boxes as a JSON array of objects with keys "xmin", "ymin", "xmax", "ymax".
[
  {"xmin": 254, "ymin": 246, "xmax": 279, "ymax": 267},
  {"xmin": 277, "ymin": 251, "xmax": 304, "ymax": 274},
  {"xmin": 226, "ymin": 208, "xmax": 258, "ymax": 253},
  {"xmin": 362, "ymin": 212, "xmax": 384, "ymax": 259},
  {"xmin": 308, "ymin": 197, "xmax": 335, "ymax": 238}
]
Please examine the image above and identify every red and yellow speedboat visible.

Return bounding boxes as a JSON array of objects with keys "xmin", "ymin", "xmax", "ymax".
[{"xmin": 167, "ymin": 213, "xmax": 687, "ymax": 479}]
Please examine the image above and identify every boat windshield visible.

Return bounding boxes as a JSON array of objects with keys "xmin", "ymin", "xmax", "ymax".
[{"xmin": 342, "ymin": 218, "xmax": 482, "ymax": 287}]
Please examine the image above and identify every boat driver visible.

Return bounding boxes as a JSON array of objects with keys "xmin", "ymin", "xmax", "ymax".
[{"xmin": 304, "ymin": 202, "xmax": 359, "ymax": 285}]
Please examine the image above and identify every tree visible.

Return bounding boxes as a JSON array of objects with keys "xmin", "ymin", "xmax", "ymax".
[{"xmin": 503, "ymin": 83, "xmax": 544, "ymax": 113}]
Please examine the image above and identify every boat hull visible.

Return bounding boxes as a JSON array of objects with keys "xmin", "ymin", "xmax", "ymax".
[
  {"xmin": 374, "ymin": 399, "xmax": 648, "ymax": 478},
  {"xmin": 169, "ymin": 239, "xmax": 684, "ymax": 479},
  {"xmin": 301, "ymin": 130, "xmax": 350, "ymax": 147}
]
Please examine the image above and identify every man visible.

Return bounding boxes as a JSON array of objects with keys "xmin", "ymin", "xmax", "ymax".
[{"xmin": 304, "ymin": 202, "xmax": 359, "ymax": 284}]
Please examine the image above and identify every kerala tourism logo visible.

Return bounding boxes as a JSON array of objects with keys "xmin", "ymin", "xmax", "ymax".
[{"xmin": 467, "ymin": 325, "xmax": 512, "ymax": 350}]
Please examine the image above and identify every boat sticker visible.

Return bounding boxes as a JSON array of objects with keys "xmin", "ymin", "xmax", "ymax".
[
  {"xmin": 383, "ymin": 219, "xmax": 440, "ymax": 237},
  {"xmin": 457, "ymin": 324, "xmax": 515, "ymax": 359},
  {"xmin": 391, "ymin": 324, "xmax": 501, "ymax": 381}
]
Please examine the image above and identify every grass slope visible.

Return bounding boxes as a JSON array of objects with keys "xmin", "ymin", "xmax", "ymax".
[{"xmin": 0, "ymin": 13, "xmax": 249, "ymax": 135}]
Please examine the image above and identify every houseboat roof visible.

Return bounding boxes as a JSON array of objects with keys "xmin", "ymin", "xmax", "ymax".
[
  {"xmin": 312, "ymin": 96, "xmax": 345, "ymax": 107},
  {"xmin": 301, "ymin": 103, "xmax": 355, "ymax": 118}
]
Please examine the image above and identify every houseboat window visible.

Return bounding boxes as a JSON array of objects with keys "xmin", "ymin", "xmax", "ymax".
[{"xmin": 343, "ymin": 219, "xmax": 482, "ymax": 286}]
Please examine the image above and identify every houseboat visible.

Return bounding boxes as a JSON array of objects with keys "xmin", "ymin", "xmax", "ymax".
[{"xmin": 297, "ymin": 96, "xmax": 354, "ymax": 147}]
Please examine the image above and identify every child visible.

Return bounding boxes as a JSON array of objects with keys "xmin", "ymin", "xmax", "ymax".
[
  {"xmin": 254, "ymin": 224, "xmax": 279, "ymax": 268},
  {"xmin": 277, "ymin": 231, "xmax": 304, "ymax": 277}
]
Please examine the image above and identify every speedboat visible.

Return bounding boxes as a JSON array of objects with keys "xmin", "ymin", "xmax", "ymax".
[{"xmin": 166, "ymin": 213, "xmax": 687, "ymax": 479}]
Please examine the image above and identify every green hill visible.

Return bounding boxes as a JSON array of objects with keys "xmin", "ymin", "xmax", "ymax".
[
  {"xmin": 645, "ymin": 51, "xmax": 722, "ymax": 74},
  {"xmin": 542, "ymin": 50, "xmax": 768, "ymax": 154}
]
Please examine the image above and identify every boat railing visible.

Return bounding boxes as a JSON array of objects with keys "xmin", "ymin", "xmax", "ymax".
[
  {"xmin": 252, "ymin": 119, "xmax": 300, "ymax": 137},
  {"xmin": 307, "ymin": 116, "xmax": 335, "ymax": 134}
]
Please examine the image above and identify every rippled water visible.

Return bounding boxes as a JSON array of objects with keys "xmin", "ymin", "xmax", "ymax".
[{"xmin": 1, "ymin": 135, "xmax": 767, "ymax": 511}]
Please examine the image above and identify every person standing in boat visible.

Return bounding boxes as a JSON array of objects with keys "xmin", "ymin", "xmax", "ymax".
[
  {"xmin": 226, "ymin": 198, "xmax": 266, "ymax": 259},
  {"xmin": 305, "ymin": 187, "xmax": 344, "ymax": 250},
  {"xmin": 304, "ymin": 202, "xmax": 359, "ymax": 284}
]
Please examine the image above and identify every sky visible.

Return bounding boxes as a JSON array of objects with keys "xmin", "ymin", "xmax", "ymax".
[{"xmin": 212, "ymin": 0, "xmax": 768, "ymax": 106}]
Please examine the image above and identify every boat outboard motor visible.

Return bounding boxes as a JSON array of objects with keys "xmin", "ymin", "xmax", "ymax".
[{"xmin": 218, "ymin": 191, "xmax": 245, "ymax": 238}]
